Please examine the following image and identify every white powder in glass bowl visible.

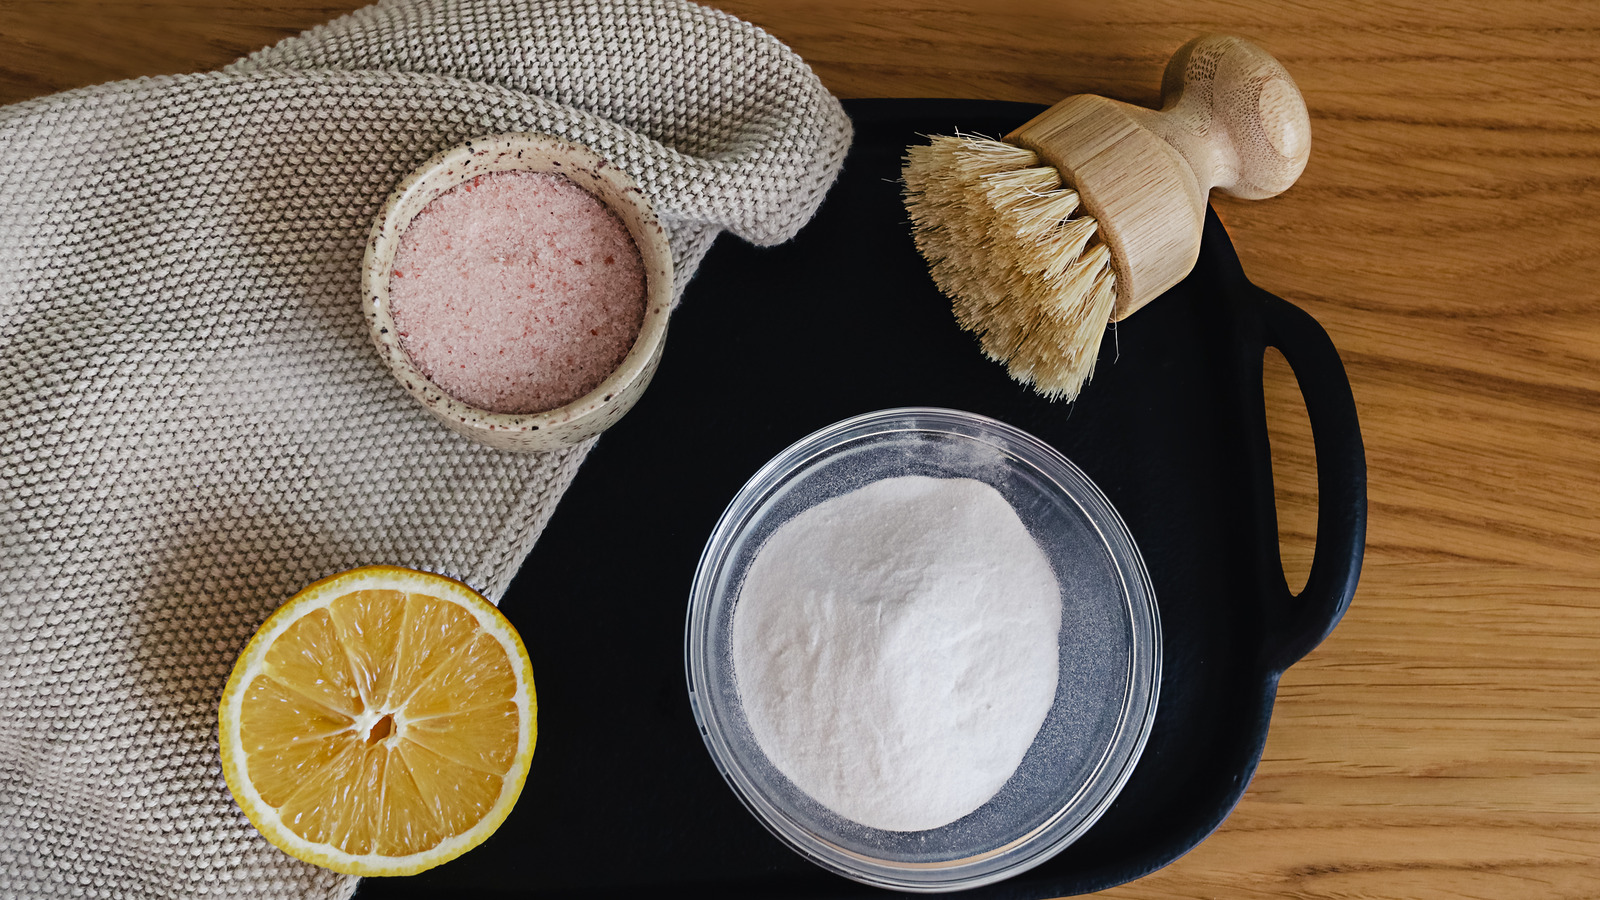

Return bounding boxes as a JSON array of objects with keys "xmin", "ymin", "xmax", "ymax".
[{"xmin": 730, "ymin": 475, "xmax": 1062, "ymax": 833}]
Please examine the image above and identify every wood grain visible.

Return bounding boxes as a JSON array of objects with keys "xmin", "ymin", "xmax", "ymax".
[{"xmin": 3, "ymin": 2, "xmax": 1598, "ymax": 898}]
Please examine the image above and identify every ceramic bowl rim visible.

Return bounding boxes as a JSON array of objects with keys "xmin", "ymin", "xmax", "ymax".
[{"xmin": 360, "ymin": 132, "xmax": 672, "ymax": 448}]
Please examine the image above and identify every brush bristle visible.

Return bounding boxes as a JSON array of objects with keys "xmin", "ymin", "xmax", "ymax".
[{"xmin": 903, "ymin": 134, "xmax": 1117, "ymax": 401}]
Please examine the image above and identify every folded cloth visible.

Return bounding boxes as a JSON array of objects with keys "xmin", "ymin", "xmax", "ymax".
[{"xmin": 0, "ymin": 1, "xmax": 851, "ymax": 896}]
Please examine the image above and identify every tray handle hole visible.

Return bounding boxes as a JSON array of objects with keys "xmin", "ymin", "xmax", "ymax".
[{"xmin": 1265, "ymin": 347, "xmax": 1317, "ymax": 595}]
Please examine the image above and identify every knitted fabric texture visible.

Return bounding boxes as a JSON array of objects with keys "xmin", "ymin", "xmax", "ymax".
[{"xmin": 0, "ymin": 1, "xmax": 851, "ymax": 896}]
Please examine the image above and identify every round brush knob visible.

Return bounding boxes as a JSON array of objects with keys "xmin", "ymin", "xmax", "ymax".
[{"xmin": 1154, "ymin": 34, "xmax": 1312, "ymax": 200}]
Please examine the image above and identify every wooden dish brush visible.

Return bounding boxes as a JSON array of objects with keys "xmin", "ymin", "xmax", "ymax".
[{"xmin": 903, "ymin": 34, "xmax": 1311, "ymax": 400}]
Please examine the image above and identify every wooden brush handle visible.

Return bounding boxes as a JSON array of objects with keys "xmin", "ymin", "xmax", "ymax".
[
  {"xmin": 1135, "ymin": 34, "xmax": 1311, "ymax": 201},
  {"xmin": 1007, "ymin": 35, "xmax": 1310, "ymax": 318}
]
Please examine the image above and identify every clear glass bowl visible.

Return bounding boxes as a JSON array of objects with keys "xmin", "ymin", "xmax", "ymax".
[{"xmin": 685, "ymin": 408, "xmax": 1161, "ymax": 892}]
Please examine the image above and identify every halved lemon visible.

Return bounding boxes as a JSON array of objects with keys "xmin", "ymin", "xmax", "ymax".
[{"xmin": 219, "ymin": 565, "xmax": 536, "ymax": 876}]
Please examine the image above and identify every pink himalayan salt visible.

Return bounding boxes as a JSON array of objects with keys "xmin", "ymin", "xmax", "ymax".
[{"xmin": 389, "ymin": 169, "xmax": 647, "ymax": 414}]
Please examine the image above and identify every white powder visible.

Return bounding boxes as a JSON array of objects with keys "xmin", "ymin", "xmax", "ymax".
[{"xmin": 731, "ymin": 475, "xmax": 1062, "ymax": 833}]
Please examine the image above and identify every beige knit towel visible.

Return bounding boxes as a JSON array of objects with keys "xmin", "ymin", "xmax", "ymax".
[{"xmin": 0, "ymin": 1, "xmax": 851, "ymax": 895}]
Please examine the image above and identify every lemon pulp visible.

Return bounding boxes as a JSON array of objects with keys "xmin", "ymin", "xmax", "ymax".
[{"xmin": 220, "ymin": 567, "xmax": 535, "ymax": 875}]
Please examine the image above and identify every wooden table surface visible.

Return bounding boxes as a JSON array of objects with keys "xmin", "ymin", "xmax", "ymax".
[{"xmin": 4, "ymin": 2, "xmax": 1597, "ymax": 897}]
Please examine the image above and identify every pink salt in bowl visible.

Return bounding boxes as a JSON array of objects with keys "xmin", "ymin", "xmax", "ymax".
[{"xmin": 362, "ymin": 133, "xmax": 673, "ymax": 452}]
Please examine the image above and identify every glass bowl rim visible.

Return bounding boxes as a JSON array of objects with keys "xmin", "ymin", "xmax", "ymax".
[{"xmin": 684, "ymin": 406, "xmax": 1161, "ymax": 892}]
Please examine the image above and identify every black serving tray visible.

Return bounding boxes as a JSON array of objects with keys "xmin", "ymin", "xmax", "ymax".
[{"xmin": 357, "ymin": 99, "xmax": 1366, "ymax": 899}]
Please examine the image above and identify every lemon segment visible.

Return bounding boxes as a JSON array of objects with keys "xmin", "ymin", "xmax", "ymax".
[{"xmin": 219, "ymin": 566, "xmax": 536, "ymax": 876}]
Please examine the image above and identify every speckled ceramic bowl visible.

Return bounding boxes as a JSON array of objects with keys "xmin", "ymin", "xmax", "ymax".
[{"xmin": 362, "ymin": 133, "xmax": 673, "ymax": 452}]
